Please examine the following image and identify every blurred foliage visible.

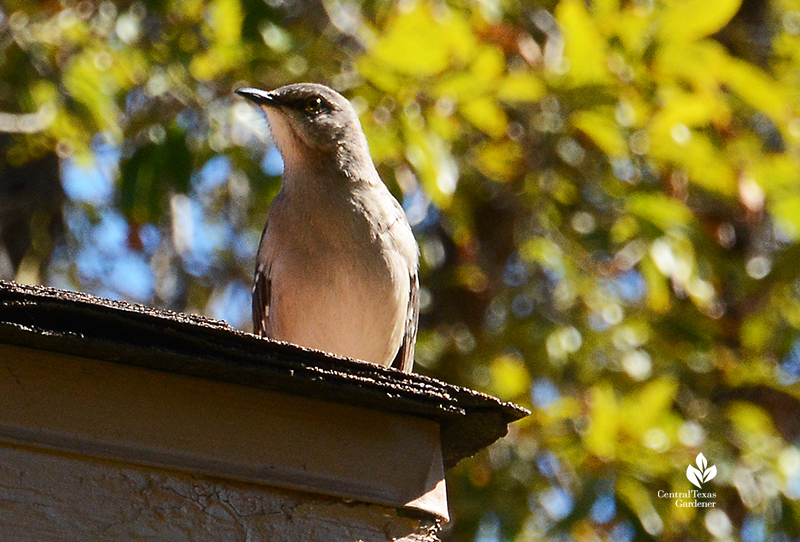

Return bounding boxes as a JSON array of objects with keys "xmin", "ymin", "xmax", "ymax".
[{"xmin": 2, "ymin": 0, "xmax": 800, "ymax": 540}]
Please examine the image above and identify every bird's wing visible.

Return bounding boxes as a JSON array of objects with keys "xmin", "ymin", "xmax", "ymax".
[
  {"xmin": 392, "ymin": 269, "xmax": 419, "ymax": 373},
  {"xmin": 252, "ymin": 219, "xmax": 272, "ymax": 337},
  {"xmin": 252, "ymin": 262, "xmax": 271, "ymax": 336}
]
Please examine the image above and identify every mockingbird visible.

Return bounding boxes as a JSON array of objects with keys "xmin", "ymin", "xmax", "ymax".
[{"xmin": 236, "ymin": 83, "xmax": 419, "ymax": 372}]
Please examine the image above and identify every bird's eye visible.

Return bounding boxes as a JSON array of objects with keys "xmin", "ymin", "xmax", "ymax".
[{"xmin": 304, "ymin": 97, "xmax": 323, "ymax": 114}]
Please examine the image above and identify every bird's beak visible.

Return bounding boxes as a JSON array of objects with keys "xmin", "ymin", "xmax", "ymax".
[{"xmin": 235, "ymin": 88, "xmax": 277, "ymax": 107}]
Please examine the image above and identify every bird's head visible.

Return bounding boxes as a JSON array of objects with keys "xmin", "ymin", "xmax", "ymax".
[{"xmin": 236, "ymin": 83, "xmax": 372, "ymax": 177}]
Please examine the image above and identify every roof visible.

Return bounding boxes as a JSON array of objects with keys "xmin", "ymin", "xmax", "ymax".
[{"xmin": 0, "ymin": 280, "xmax": 528, "ymax": 469}]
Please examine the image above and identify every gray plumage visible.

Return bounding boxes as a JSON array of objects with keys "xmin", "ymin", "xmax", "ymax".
[{"xmin": 236, "ymin": 83, "xmax": 419, "ymax": 372}]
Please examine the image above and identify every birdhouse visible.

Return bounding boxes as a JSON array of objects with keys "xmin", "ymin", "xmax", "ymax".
[{"xmin": 0, "ymin": 281, "xmax": 527, "ymax": 541}]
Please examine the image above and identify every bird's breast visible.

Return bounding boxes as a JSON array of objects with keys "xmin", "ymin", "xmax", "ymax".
[{"xmin": 260, "ymin": 190, "xmax": 410, "ymax": 366}]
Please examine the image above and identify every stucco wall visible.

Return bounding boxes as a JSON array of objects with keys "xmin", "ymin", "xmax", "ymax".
[{"xmin": 0, "ymin": 441, "xmax": 440, "ymax": 541}]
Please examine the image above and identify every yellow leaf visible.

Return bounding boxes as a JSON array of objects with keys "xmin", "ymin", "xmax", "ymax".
[
  {"xmin": 361, "ymin": 120, "xmax": 402, "ymax": 163},
  {"xmin": 772, "ymin": 196, "xmax": 800, "ymax": 241},
  {"xmin": 490, "ymin": 355, "xmax": 531, "ymax": 400},
  {"xmin": 62, "ymin": 50, "xmax": 121, "ymax": 136},
  {"xmin": 610, "ymin": 215, "xmax": 640, "ymax": 243},
  {"xmin": 623, "ymin": 377, "xmax": 678, "ymax": 436},
  {"xmin": 572, "ymin": 109, "xmax": 626, "ymax": 156},
  {"xmin": 357, "ymin": 61, "xmax": 403, "ymax": 93},
  {"xmin": 474, "ymin": 140, "xmax": 523, "ymax": 181},
  {"xmin": 676, "ymin": 135, "xmax": 738, "ymax": 197},
  {"xmin": 428, "ymin": 109, "xmax": 460, "ymax": 140},
  {"xmin": 584, "ymin": 383, "xmax": 619, "ymax": 460},
  {"xmin": 556, "ymin": 0, "xmax": 612, "ymax": 85},
  {"xmin": 740, "ymin": 315, "xmax": 772, "ymax": 351},
  {"xmin": 208, "ymin": 0, "xmax": 242, "ymax": 45},
  {"xmin": 641, "ymin": 256, "xmax": 671, "ymax": 313},
  {"xmin": 365, "ymin": 2, "xmax": 477, "ymax": 77},
  {"xmin": 434, "ymin": 46, "xmax": 507, "ymax": 100},
  {"xmin": 648, "ymin": 98, "xmax": 738, "ymax": 197},
  {"xmin": 752, "ymin": 155, "xmax": 800, "ymax": 196},
  {"xmin": 593, "ymin": 0, "xmax": 620, "ymax": 19},
  {"xmin": 174, "ymin": 0, "xmax": 204, "ymax": 21},
  {"xmin": 617, "ymin": 476, "xmax": 662, "ymax": 533},
  {"xmin": 627, "ymin": 193, "xmax": 694, "ymax": 230},
  {"xmin": 722, "ymin": 59, "xmax": 791, "ymax": 123},
  {"xmin": 659, "ymin": 0, "xmax": 742, "ymax": 42},
  {"xmin": 435, "ymin": 71, "xmax": 492, "ymax": 101},
  {"xmin": 402, "ymin": 122, "xmax": 457, "ymax": 207},
  {"xmin": 727, "ymin": 402, "xmax": 780, "ymax": 439},
  {"xmin": 655, "ymin": 41, "xmax": 719, "ymax": 89},
  {"xmin": 613, "ymin": 9, "xmax": 653, "ymax": 53},
  {"xmin": 497, "ymin": 72, "xmax": 546, "ymax": 102},
  {"xmin": 471, "ymin": 46, "xmax": 505, "ymax": 82},
  {"xmin": 30, "ymin": 80, "xmax": 59, "ymax": 107},
  {"xmin": 521, "ymin": 237, "xmax": 564, "ymax": 272},
  {"xmin": 648, "ymin": 87, "xmax": 728, "ymax": 136},
  {"xmin": 455, "ymin": 263, "xmax": 488, "ymax": 291},
  {"xmin": 189, "ymin": 45, "xmax": 243, "ymax": 80},
  {"xmin": 461, "ymin": 96, "xmax": 508, "ymax": 138}
]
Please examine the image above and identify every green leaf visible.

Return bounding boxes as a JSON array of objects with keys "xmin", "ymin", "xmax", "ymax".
[{"xmin": 119, "ymin": 127, "xmax": 192, "ymax": 223}]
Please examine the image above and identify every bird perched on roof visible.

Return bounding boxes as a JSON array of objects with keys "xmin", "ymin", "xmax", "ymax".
[{"xmin": 236, "ymin": 83, "xmax": 419, "ymax": 372}]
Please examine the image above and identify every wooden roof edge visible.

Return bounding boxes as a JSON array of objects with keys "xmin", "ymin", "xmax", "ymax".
[{"xmin": 0, "ymin": 280, "xmax": 529, "ymax": 468}]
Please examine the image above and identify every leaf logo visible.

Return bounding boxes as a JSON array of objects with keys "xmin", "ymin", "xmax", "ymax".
[{"xmin": 686, "ymin": 453, "xmax": 716, "ymax": 489}]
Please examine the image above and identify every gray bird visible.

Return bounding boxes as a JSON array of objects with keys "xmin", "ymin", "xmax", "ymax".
[{"xmin": 236, "ymin": 83, "xmax": 419, "ymax": 372}]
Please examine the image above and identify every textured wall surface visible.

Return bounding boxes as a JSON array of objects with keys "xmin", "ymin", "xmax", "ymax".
[{"xmin": 0, "ymin": 442, "xmax": 440, "ymax": 541}]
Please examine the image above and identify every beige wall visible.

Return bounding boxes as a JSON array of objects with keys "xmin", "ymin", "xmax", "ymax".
[
  {"xmin": 0, "ymin": 343, "xmax": 448, "ymax": 520},
  {"xmin": 0, "ymin": 441, "xmax": 440, "ymax": 541}
]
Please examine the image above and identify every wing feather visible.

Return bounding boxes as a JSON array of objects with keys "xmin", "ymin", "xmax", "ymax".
[
  {"xmin": 391, "ymin": 269, "xmax": 419, "ymax": 373},
  {"xmin": 252, "ymin": 264, "xmax": 271, "ymax": 336},
  {"xmin": 252, "ymin": 221, "xmax": 272, "ymax": 337}
]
